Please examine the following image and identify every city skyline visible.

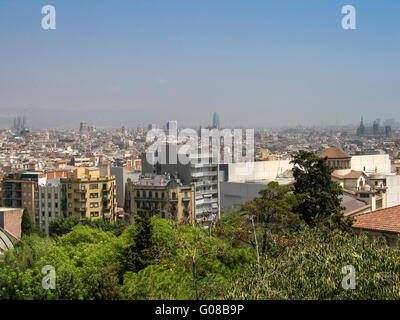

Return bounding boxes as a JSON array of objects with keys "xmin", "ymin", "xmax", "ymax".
[{"xmin": 2, "ymin": 112, "xmax": 400, "ymax": 131}]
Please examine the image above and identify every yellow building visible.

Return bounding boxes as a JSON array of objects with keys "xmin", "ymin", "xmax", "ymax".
[
  {"xmin": 61, "ymin": 167, "xmax": 117, "ymax": 221},
  {"xmin": 125, "ymin": 175, "xmax": 195, "ymax": 224}
]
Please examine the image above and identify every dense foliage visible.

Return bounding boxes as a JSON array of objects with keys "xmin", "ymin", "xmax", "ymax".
[
  {"xmin": 291, "ymin": 151, "xmax": 353, "ymax": 231},
  {"xmin": 225, "ymin": 225, "xmax": 400, "ymax": 299},
  {"xmin": 0, "ymin": 217, "xmax": 254, "ymax": 299},
  {"xmin": 49, "ymin": 216, "xmax": 126, "ymax": 237},
  {"xmin": 21, "ymin": 208, "xmax": 35, "ymax": 236},
  {"xmin": 2, "ymin": 216, "xmax": 400, "ymax": 299}
]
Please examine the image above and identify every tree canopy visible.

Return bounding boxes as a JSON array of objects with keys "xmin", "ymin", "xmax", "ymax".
[{"xmin": 290, "ymin": 150, "xmax": 352, "ymax": 230}]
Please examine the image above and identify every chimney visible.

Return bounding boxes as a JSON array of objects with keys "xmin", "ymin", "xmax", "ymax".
[{"xmin": 371, "ymin": 194, "xmax": 376, "ymax": 211}]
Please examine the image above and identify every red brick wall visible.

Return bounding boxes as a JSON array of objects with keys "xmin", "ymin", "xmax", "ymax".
[
  {"xmin": 46, "ymin": 170, "xmax": 69, "ymax": 179},
  {"xmin": 3, "ymin": 208, "xmax": 23, "ymax": 238}
]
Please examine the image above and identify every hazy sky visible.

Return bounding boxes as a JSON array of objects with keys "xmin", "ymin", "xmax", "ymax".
[{"xmin": 0, "ymin": 0, "xmax": 399, "ymax": 129}]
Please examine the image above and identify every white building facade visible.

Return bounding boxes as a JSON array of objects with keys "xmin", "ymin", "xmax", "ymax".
[{"xmin": 38, "ymin": 178, "xmax": 62, "ymax": 234}]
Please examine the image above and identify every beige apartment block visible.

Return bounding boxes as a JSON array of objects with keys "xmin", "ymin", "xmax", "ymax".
[{"xmin": 61, "ymin": 167, "xmax": 117, "ymax": 221}]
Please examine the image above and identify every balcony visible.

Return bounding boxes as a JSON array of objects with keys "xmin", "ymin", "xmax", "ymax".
[
  {"xmin": 134, "ymin": 197, "xmax": 149, "ymax": 201},
  {"xmin": 191, "ymin": 171, "xmax": 218, "ymax": 178},
  {"xmin": 194, "ymin": 180, "xmax": 218, "ymax": 187},
  {"xmin": 196, "ymin": 197, "xmax": 218, "ymax": 205},
  {"xmin": 74, "ymin": 189, "xmax": 86, "ymax": 193},
  {"xmin": 190, "ymin": 163, "xmax": 216, "ymax": 169},
  {"xmin": 195, "ymin": 188, "xmax": 217, "ymax": 196},
  {"xmin": 195, "ymin": 207, "xmax": 218, "ymax": 215},
  {"xmin": 103, "ymin": 202, "xmax": 111, "ymax": 209}
]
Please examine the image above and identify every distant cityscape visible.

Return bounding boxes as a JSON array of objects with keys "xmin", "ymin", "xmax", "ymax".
[{"xmin": 1, "ymin": 112, "xmax": 400, "ymax": 238}]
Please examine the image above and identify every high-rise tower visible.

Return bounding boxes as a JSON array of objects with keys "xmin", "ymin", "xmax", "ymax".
[{"xmin": 212, "ymin": 112, "xmax": 220, "ymax": 129}]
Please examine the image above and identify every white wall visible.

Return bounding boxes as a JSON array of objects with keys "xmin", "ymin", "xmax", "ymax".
[
  {"xmin": 221, "ymin": 181, "xmax": 269, "ymax": 213},
  {"xmin": 386, "ymin": 175, "xmax": 400, "ymax": 208},
  {"xmin": 227, "ymin": 160, "xmax": 293, "ymax": 183},
  {"xmin": 351, "ymin": 154, "xmax": 391, "ymax": 174}
]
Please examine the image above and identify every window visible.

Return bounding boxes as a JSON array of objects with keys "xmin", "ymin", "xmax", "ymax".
[
  {"xmin": 155, "ymin": 192, "xmax": 158, "ymax": 198},
  {"xmin": 136, "ymin": 191, "xmax": 140, "ymax": 197},
  {"xmin": 81, "ymin": 185, "xmax": 86, "ymax": 191},
  {"xmin": 90, "ymin": 193, "xmax": 99, "ymax": 198},
  {"xmin": 90, "ymin": 184, "xmax": 98, "ymax": 189},
  {"xmin": 55, "ymin": 202, "xmax": 58, "ymax": 208},
  {"xmin": 90, "ymin": 202, "xmax": 99, "ymax": 208},
  {"xmin": 149, "ymin": 191, "xmax": 152, "ymax": 198},
  {"xmin": 68, "ymin": 193, "xmax": 72, "ymax": 199},
  {"xmin": 68, "ymin": 184, "xmax": 72, "ymax": 189},
  {"xmin": 48, "ymin": 212, "xmax": 52, "ymax": 217},
  {"xmin": 48, "ymin": 193, "xmax": 51, "ymax": 198},
  {"xmin": 68, "ymin": 202, "xmax": 72, "ymax": 208},
  {"xmin": 90, "ymin": 212, "xmax": 99, "ymax": 217},
  {"xmin": 54, "ymin": 194, "xmax": 58, "ymax": 199}
]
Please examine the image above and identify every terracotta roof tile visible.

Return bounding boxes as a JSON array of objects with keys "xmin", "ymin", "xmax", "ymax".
[
  {"xmin": 319, "ymin": 146, "xmax": 351, "ymax": 159},
  {"xmin": 332, "ymin": 170, "xmax": 363, "ymax": 180},
  {"xmin": 352, "ymin": 205, "xmax": 400, "ymax": 233}
]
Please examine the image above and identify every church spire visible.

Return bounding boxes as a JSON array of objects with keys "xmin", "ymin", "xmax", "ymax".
[{"xmin": 357, "ymin": 116, "xmax": 365, "ymax": 136}]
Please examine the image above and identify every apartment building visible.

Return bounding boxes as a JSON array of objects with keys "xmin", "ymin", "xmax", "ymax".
[
  {"xmin": 179, "ymin": 153, "xmax": 219, "ymax": 223},
  {"xmin": 110, "ymin": 166, "xmax": 140, "ymax": 209},
  {"xmin": 0, "ymin": 172, "xmax": 44, "ymax": 226},
  {"xmin": 125, "ymin": 175, "xmax": 195, "ymax": 224},
  {"xmin": 61, "ymin": 167, "xmax": 117, "ymax": 221},
  {"xmin": 38, "ymin": 178, "xmax": 62, "ymax": 234},
  {"xmin": 141, "ymin": 143, "xmax": 220, "ymax": 223}
]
